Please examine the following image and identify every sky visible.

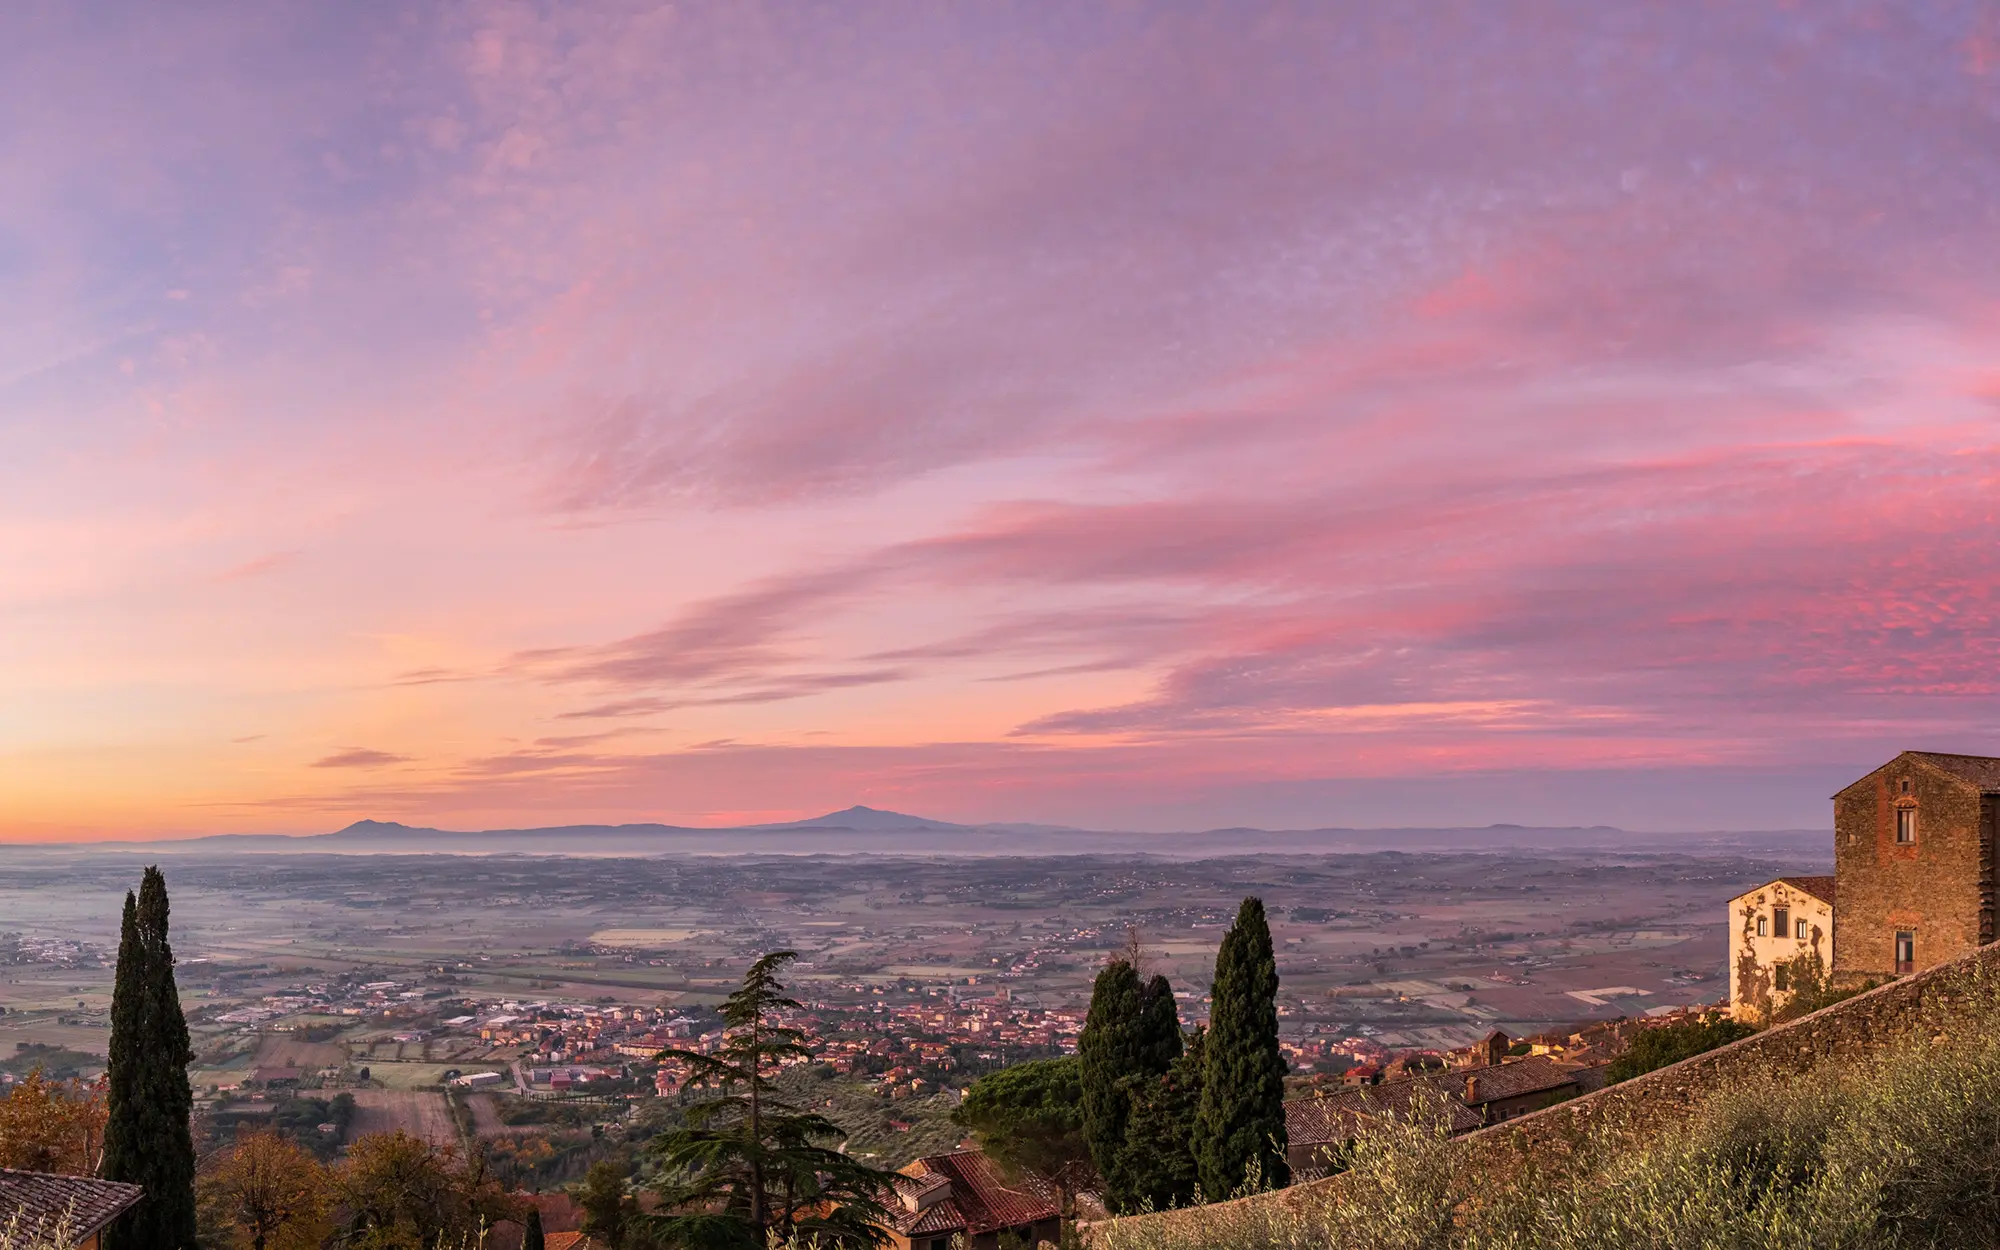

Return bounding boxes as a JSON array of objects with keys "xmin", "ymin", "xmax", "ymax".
[{"xmin": 5, "ymin": 2, "xmax": 2000, "ymax": 841}]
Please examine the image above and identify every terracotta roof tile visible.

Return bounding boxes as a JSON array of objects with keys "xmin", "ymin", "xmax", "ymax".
[
  {"xmin": 0, "ymin": 1168, "xmax": 144, "ymax": 1240},
  {"xmin": 886, "ymin": 1151, "xmax": 1057, "ymax": 1237},
  {"xmin": 1287, "ymin": 1057, "xmax": 1581, "ymax": 1145},
  {"xmin": 1775, "ymin": 876, "xmax": 1836, "ymax": 905}
]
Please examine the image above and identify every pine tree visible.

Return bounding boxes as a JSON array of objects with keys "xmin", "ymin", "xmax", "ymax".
[
  {"xmin": 1195, "ymin": 897, "xmax": 1288, "ymax": 1197},
  {"xmin": 1118, "ymin": 1027, "xmax": 1204, "ymax": 1211},
  {"xmin": 646, "ymin": 951, "xmax": 894, "ymax": 1248},
  {"xmin": 103, "ymin": 867, "xmax": 197, "ymax": 1250},
  {"xmin": 523, "ymin": 1205, "xmax": 546, "ymax": 1250}
]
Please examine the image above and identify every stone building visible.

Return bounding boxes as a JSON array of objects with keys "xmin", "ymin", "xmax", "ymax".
[
  {"xmin": 1727, "ymin": 876, "xmax": 1834, "ymax": 1022},
  {"xmin": 1832, "ymin": 751, "xmax": 2000, "ymax": 986}
]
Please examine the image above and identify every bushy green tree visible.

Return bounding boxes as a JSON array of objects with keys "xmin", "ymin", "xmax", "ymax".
[
  {"xmin": 1118, "ymin": 1026, "xmax": 1205, "ymax": 1211},
  {"xmin": 575, "ymin": 1159, "xmax": 636, "ymax": 1249},
  {"xmin": 645, "ymin": 951, "xmax": 894, "ymax": 1248},
  {"xmin": 1079, "ymin": 962, "xmax": 1186, "ymax": 1211},
  {"xmin": 103, "ymin": 867, "xmax": 197, "ymax": 1250},
  {"xmin": 1606, "ymin": 1013, "xmax": 1757, "ymax": 1084},
  {"xmin": 1195, "ymin": 897, "xmax": 1288, "ymax": 1196},
  {"xmin": 953, "ymin": 1057, "xmax": 1091, "ymax": 1212}
]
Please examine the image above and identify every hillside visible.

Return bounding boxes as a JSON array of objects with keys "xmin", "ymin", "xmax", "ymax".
[{"xmin": 1094, "ymin": 941, "xmax": 2000, "ymax": 1247}]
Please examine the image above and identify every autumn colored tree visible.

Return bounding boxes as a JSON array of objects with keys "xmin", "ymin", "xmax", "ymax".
[
  {"xmin": 0, "ymin": 1070, "xmax": 107, "ymax": 1174},
  {"xmin": 198, "ymin": 1131, "xmax": 331, "ymax": 1250},
  {"xmin": 338, "ymin": 1131, "xmax": 515, "ymax": 1250}
]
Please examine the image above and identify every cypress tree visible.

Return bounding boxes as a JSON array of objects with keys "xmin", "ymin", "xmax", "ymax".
[
  {"xmin": 1079, "ymin": 964, "xmax": 1185, "ymax": 1212},
  {"xmin": 1118, "ymin": 1025, "xmax": 1204, "ymax": 1211},
  {"xmin": 1077, "ymin": 960, "xmax": 1144, "ymax": 1203},
  {"xmin": 1194, "ymin": 897, "xmax": 1289, "ymax": 1197},
  {"xmin": 103, "ymin": 867, "xmax": 197, "ymax": 1250},
  {"xmin": 523, "ymin": 1206, "xmax": 546, "ymax": 1250},
  {"xmin": 1135, "ymin": 974, "xmax": 1183, "ymax": 1074}
]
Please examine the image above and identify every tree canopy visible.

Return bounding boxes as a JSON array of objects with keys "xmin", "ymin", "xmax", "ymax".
[
  {"xmin": 103, "ymin": 866, "xmax": 198, "ymax": 1250},
  {"xmin": 645, "ymin": 950, "xmax": 896, "ymax": 1249},
  {"xmin": 953, "ymin": 1056, "xmax": 1092, "ymax": 1207},
  {"xmin": 1195, "ymin": 896, "xmax": 1289, "ymax": 1197}
]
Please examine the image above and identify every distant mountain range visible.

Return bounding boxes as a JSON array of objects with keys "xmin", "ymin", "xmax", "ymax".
[{"xmin": 3, "ymin": 804, "xmax": 1832, "ymax": 860}]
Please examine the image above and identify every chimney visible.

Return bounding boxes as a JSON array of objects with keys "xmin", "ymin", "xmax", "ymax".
[{"xmin": 1465, "ymin": 1074, "xmax": 1482, "ymax": 1103}]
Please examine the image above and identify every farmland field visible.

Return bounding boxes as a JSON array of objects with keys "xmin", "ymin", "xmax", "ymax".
[
  {"xmin": 254, "ymin": 1036, "xmax": 348, "ymax": 1068},
  {"xmin": 462, "ymin": 1092, "xmax": 545, "ymax": 1137},
  {"xmin": 344, "ymin": 1089, "xmax": 458, "ymax": 1148}
]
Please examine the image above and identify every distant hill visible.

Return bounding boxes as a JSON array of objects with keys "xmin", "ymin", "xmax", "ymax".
[
  {"xmin": 744, "ymin": 805, "xmax": 971, "ymax": 832},
  {"xmin": 9, "ymin": 812, "xmax": 1832, "ymax": 861}
]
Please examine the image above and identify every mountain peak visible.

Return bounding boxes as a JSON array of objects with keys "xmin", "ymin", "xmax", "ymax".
[{"xmin": 758, "ymin": 805, "xmax": 968, "ymax": 832}]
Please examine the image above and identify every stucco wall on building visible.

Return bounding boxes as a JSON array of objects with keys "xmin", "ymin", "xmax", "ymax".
[{"xmin": 1729, "ymin": 880, "xmax": 1833, "ymax": 1021}]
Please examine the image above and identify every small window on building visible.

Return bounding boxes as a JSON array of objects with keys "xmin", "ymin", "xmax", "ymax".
[
  {"xmin": 1796, "ymin": 918, "xmax": 1809, "ymax": 940},
  {"xmin": 1774, "ymin": 964, "xmax": 1790, "ymax": 992},
  {"xmin": 1757, "ymin": 916, "xmax": 1768, "ymax": 937},
  {"xmin": 1897, "ymin": 807, "xmax": 1918, "ymax": 843},
  {"xmin": 1895, "ymin": 930, "xmax": 1915, "ymax": 976},
  {"xmin": 1901, "ymin": 778, "xmax": 1911, "ymax": 794},
  {"xmin": 1773, "ymin": 907, "xmax": 1789, "ymax": 937}
]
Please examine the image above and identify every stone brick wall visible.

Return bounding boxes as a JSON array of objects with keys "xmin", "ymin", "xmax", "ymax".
[
  {"xmin": 1834, "ymin": 762, "xmax": 1988, "ymax": 982},
  {"xmin": 1099, "ymin": 939, "xmax": 2000, "ymax": 1242}
]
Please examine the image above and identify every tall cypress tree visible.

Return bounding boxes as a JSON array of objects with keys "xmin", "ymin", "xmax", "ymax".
[
  {"xmin": 1194, "ymin": 897, "xmax": 1289, "ymax": 1198},
  {"xmin": 1077, "ymin": 960, "xmax": 1144, "ymax": 1203},
  {"xmin": 103, "ymin": 867, "xmax": 197, "ymax": 1250},
  {"xmin": 1135, "ymin": 974, "xmax": 1183, "ymax": 1074},
  {"xmin": 523, "ymin": 1206, "xmax": 547, "ymax": 1250}
]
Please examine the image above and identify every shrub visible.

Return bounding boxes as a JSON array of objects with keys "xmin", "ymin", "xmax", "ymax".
[{"xmin": 1603, "ymin": 1013, "xmax": 1755, "ymax": 1084}]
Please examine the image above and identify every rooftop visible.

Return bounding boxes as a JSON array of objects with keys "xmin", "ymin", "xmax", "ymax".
[
  {"xmin": 0, "ymin": 1168, "xmax": 144, "ymax": 1241},
  {"xmin": 885, "ymin": 1150, "xmax": 1059, "ymax": 1237}
]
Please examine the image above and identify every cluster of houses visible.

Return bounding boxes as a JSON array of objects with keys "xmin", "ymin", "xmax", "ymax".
[{"xmin": 1728, "ymin": 751, "xmax": 2000, "ymax": 1020}]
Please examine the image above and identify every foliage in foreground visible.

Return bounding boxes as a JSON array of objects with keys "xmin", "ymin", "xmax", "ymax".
[
  {"xmin": 1090, "ymin": 974, "xmax": 2000, "ymax": 1250},
  {"xmin": 0, "ymin": 1070, "xmax": 107, "ymax": 1175}
]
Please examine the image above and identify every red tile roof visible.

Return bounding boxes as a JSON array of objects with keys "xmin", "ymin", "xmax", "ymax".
[
  {"xmin": 1775, "ymin": 876, "xmax": 1836, "ymax": 905},
  {"xmin": 884, "ymin": 1150, "xmax": 1058, "ymax": 1237},
  {"xmin": 1287, "ymin": 1056, "xmax": 1580, "ymax": 1145},
  {"xmin": 0, "ymin": 1168, "xmax": 144, "ymax": 1241}
]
